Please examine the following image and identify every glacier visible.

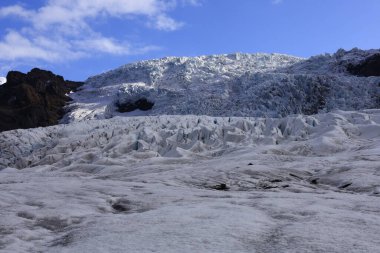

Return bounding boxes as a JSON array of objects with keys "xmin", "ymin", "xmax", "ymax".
[
  {"xmin": 0, "ymin": 48, "xmax": 380, "ymax": 252},
  {"xmin": 1, "ymin": 110, "xmax": 380, "ymax": 252},
  {"xmin": 64, "ymin": 48, "xmax": 380, "ymax": 122}
]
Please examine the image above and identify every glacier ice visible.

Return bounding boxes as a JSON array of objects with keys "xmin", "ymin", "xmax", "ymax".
[
  {"xmin": 64, "ymin": 49, "xmax": 380, "ymax": 122},
  {"xmin": 0, "ymin": 110, "xmax": 380, "ymax": 252},
  {"xmin": 1, "ymin": 49, "xmax": 380, "ymax": 252}
]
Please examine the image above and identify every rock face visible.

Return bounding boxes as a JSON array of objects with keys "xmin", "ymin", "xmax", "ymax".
[
  {"xmin": 116, "ymin": 98, "xmax": 154, "ymax": 113},
  {"xmin": 347, "ymin": 54, "xmax": 380, "ymax": 76},
  {"xmin": 0, "ymin": 68, "xmax": 83, "ymax": 132}
]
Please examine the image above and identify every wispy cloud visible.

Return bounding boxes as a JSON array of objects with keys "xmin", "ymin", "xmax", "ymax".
[{"xmin": 0, "ymin": 0, "xmax": 198, "ymax": 64}]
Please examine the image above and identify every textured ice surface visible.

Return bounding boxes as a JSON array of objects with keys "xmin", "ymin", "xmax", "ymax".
[
  {"xmin": 64, "ymin": 49, "xmax": 380, "ymax": 121},
  {"xmin": 1, "ymin": 110, "xmax": 379, "ymax": 252}
]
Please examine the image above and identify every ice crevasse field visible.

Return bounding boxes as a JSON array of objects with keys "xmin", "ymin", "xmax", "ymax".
[{"xmin": 0, "ymin": 48, "xmax": 380, "ymax": 252}]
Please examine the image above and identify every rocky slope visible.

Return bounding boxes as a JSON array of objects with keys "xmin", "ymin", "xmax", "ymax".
[
  {"xmin": 348, "ymin": 53, "xmax": 380, "ymax": 76},
  {"xmin": 0, "ymin": 68, "xmax": 82, "ymax": 132}
]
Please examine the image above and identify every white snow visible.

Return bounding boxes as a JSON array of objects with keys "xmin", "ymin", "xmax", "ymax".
[
  {"xmin": 0, "ymin": 76, "xmax": 6, "ymax": 85},
  {"xmin": 63, "ymin": 49, "xmax": 380, "ymax": 122},
  {"xmin": 1, "ymin": 110, "xmax": 379, "ymax": 252}
]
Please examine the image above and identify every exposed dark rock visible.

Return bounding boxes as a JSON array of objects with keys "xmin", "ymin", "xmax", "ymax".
[
  {"xmin": 270, "ymin": 179, "xmax": 283, "ymax": 183},
  {"xmin": 0, "ymin": 68, "xmax": 83, "ymax": 132},
  {"xmin": 347, "ymin": 54, "xmax": 380, "ymax": 76},
  {"xmin": 111, "ymin": 199, "xmax": 131, "ymax": 212},
  {"xmin": 338, "ymin": 182, "xmax": 352, "ymax": 189},
  {"xmin": 211, "ymin": 183, "xmax": 229, "ymax": 191},
  {"xmin": 116, "ymin": 98, "xmax": 154, "ymax": 113},
  {"xmin": 112, "ymin": 203, "xmax": 130, "ymax": 212},
  {"xmin": 310, "ymin": 178, "xmax": 319, "ymax": 185}
]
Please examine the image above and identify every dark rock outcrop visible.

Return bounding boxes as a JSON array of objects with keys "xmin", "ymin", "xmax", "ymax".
[
  {"xmin": 347, "ymin": 54, "xmax": 380, "ymax": 76},
  {"xmin": 116, "ymin": 98, "xmax": 154, "ymax": 113},
  {"xmin": 0, "ymin": 68, "xmax": 83, "ymax": 132},
  {"xmin": 211, "ymin": 183, "xmax": 229, "ymax": 191}
]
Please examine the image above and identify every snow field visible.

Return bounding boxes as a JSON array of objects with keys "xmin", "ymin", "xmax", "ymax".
[{"xmin": 0, "ymin": 110, "xmax": 379, "ymax": 252}]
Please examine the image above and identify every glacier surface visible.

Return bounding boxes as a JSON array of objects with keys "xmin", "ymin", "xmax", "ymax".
[
  {"xmin": 1, "ymin": 48, "xmax": 380, "ymax": 252},
  {"xmin": 1, "ymin": 110, "xmax": 379, "ymax": 252}
]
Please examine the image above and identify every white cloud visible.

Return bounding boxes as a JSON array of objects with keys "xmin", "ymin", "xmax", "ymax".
[
  {"xmin": 74, "ymin": 37, "xmax": 131, "ymax": 55},
  {"xmin": 152, "ymin": 14, "xmax": 184, "ymax": 31},
  {"xmin": 0, "ymin": 31, "xmax": 55, "ymax": 61},
  {"xmin": 0, "ymin": 0, "xmax": 198, "ymax": 63},
  {"xmin": 0, "ymin": 0, "xmax": 181, "ymax": 31},
  {"xmin": 0, "ymin": 5, "xmax": 34, "ymax": 19},
  {"xmin": 30, "ymin": 0, "xmax": 167, "ymax": 31},
  {"xmin": 0, "ymin": 30, "xmax": 85, "ymax": 62}
]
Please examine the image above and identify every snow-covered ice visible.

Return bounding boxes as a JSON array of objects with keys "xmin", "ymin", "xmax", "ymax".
[
  {"xmin": 1, "ymin": 110, "xmax": 379, "ymax": 252},
  {"xmin": 0, "ymin": 77, "xmax": 6, "ymax": 85},
  {"xmin": 63, "ymin": 49, "xmax": 380, "ymax": 122},
  {"xmin": 1, "ymin": 48, "xmax": 379, "ymax": 252}
]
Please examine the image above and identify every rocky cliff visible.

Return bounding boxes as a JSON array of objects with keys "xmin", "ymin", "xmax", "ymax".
[{"xmin": 0, "ymin": 68, "xmax": 82, "ymax": 132}]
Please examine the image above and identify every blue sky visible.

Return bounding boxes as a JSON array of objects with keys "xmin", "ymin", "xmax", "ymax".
[{"xmin": 1, "ymin": 0, "xmax": 380, "ymax": 81}]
